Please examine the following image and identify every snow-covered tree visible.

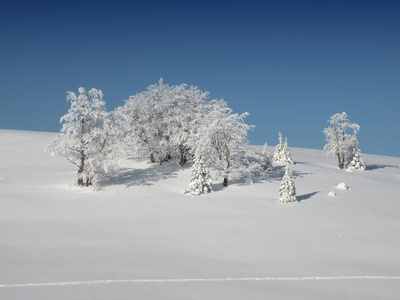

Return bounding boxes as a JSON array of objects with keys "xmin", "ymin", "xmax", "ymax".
[
  {"xmin": 115, "ymin": 79, "xmax": 254, "ymax": 186},
  {"xmin": 117, "ymin": 79, "xmax": 173, "ymax": 164},
  {"xmin": 273, "ymin": 133, "xmax": 293, "ymax": 164},
  {"xmin": 200, "ymin": 99, "xmax": 254, "ymax": 186},
  {"xmin": 346, "ymin": 145, "xmax": 366, "ymax": 171},
  {"xmin": 282, "ymin": 138, "xmax": 294, "ymax": 164},
  {"xmin": 47, "ymin": 87, "xmax": 112, "ymax": 186},
  {"xmin": 184, "ymin": 154, "xmax": 212, "ymax": 195},
  {"xmin": 260, "ymin": 142, "xmax": 274, "ymax": 171},
  {"xmin": 273, "ymin": 132, "xmax": 284, "ymax": 162},
  {"xmin": 167, "ymin": 83, "xmax": 210, "ymax": 166},
  {"xmin": 323, "ymin": 112, "xmax": 361, "ymax": 169},
  {"xmin": 278, "ymin": 164, "xmax": 297, "ymax": 203},
  {"xmin": 115, "ymin": 79, "xmax": 209, "ymax": 165}
]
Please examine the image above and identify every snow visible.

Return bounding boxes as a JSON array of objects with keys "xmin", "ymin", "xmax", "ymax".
[
  {"xmin": 336, "ymin": 182, "xmax": 349, "ymax": 190},
  {"xmin": 328, "ymin": 190, "xmax": 337, "ymax": 197},
  {"xmin": 1, "ymin": 129, "xmax": 400, "ymax": 299}
]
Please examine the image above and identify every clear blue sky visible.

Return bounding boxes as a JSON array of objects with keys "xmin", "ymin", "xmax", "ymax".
[{"xmin": 1, "ymin": 1, "xmax": 399, "ymax": 157}]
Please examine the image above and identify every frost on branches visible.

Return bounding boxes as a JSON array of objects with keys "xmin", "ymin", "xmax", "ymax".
[
  {"xmin": 200, "ymin": 99, "xmax": 254, "ymax": 187},
  {"xmin": 49, "ymin": 80, "xmax": 255, "ymax": 189},
  {"xmin": 282, "ymin": 138, "xmax": 294, "ymax": 164},
  {"xmin": 184, "ymin": 154, "xmax": 212, "ymax": 196},
  {"xmin": 278, "ymin": 164, "xmax": 297, "ymax": 203},
  {"xmin": 114, "ymin": 79, "xmax": 254, "ymax": 186},
  {"xmin": 273, "ymin": 132, "xmax": 284, "ymax": 162},
  {"xmin": 323, "ymin": 112, "xmax": 364, "ymax": 170},
  {"xmin": 47, "ymin": 87, "xmax": 114, "ymax": 186},
  {"xmin": 347, "ymin": 146, "xmax": 366, "ymax": 171},
  {"xmin": 115, "ymin": 79, "xmax": 209, "ymax": 166},
  {"xmin": 273, "ymin": 133, "xmax": 293, "ymax": 164},
  {"xmin": 260, "ymin": 142, "xmax": 274, "ymax": 171}
]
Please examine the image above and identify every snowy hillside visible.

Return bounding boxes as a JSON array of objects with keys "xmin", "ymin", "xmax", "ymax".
[{"xmin": 1, "ymin": 129, "xmax": 400, "ymax": 299}]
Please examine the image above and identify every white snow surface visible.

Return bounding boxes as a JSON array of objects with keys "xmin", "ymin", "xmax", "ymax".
[{"xmin": 1, "ymin": 129, "xmax": 400, "ymax": 299}]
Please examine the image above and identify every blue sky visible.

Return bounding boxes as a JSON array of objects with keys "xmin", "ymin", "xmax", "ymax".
[{"xmin": 1, "ymin": 1, "xmax": 399, "ymax": 157}]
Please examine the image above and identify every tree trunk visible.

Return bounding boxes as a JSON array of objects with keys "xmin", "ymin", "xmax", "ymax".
[
  {"xmin": 337, "ymin": 153, "xmax": 343, "ymax": 169},
  {"xmin": 340, "ymin": 154, "xmax": 346, "ymax": 169},
  {"xmin": 179, "ymin": 145, "xmax": 187, "ymax": 166},
  {"xmin": 150, "ymin": 153, "xmax": 155, "ymax": 163},
  {"xmin": 223, "ymin": 177, "xmax": 228, "ymax": 186},
  {"xmin": 78, "ymin": 116, "xmax": 86, "ymax": 186},
  {"xmin": 77, "ymin": 149, "xmax": 85, "ymax": 186}
]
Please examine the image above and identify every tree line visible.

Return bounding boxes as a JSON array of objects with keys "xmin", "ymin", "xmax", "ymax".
[{"xmin": 47, "ymin": 79, "xmax": 365, "ymax": 196}]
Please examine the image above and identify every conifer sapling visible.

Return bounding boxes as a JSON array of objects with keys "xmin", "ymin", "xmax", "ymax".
[
  {"xmin": 278, "ymin": 164, "xmax": 297, "ymax": 203},
  {"xmin": 260, "ymin": 142, "xmax": 274, "ymax": 171},
  {"xmin": 184, "ymin": 155, "xmax": 212, "ymax": 196},
  {"xmin": 282, "ymin": 137, "xmax": 294, "ymax": 164},
  {"xmin": 347, "ymin": 147, "xmax": 366, "ymax": 171},
  {"xmin": 273, "ymin": 132, "xmax": 284, "ymax": 162}
]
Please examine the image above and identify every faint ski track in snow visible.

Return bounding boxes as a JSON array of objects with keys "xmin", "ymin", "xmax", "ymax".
[{"xmin": 1, "ymin": 276, "xmax": 400, "ymax": 288}]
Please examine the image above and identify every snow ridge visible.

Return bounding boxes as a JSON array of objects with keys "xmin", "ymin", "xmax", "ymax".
[{"xmin": 2, "ymin": 276, "xmax": 400, "ymax": 288}]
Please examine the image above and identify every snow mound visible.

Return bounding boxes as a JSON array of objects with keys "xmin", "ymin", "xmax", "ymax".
[
  {"xmin": 336, "ymin": 182, "xmax": 349, "ymax": 190},
  {"xmin": 328, "ymin": 190, "xmax": 336, "ymax": 197}
]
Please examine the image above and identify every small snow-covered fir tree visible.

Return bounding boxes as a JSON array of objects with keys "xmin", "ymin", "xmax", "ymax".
[
  {"xmin": 273, "ymin": 132, "xmax": 284, "ymax": 162},
  {"xmin": 273, "ymin": 134, "xmax": 294, "ymax": 164},
  {"xmin": 278, "ymin": 164, "xmax": 297, "ymax": 203},
  {"xmin": 260, "ymin": 142, "xmax": 274, "ymax": 171},
  {"xmin": 346, "ymin": 147, "xmax": 366, "ymax": 171},
  {"xmin": 282, "ymin": 137, "xmax": 294, "ymax": 164},
  {"xmin": 184, "ymin": 155, "xmax": 212, "ymax": 196}
]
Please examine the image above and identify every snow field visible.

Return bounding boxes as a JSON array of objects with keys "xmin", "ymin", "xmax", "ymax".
[{"xmin": 1, "ymin": 130, "xmax": 400, "ymax": 299}]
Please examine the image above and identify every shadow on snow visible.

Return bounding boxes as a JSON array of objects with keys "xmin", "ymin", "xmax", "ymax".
[
  {"xmin": 297, "ymin": 191, "xmax": 320, "ymax": 202},
  {"xmin": 233, "ymin": 164, "xmax": 313, "ymax": 187},
  {"xmin": 98, "ymin": 161, "xmax": 313, "ymax": 192},
  {"xmin": 365, "ymin": 164, "xmax": 400, "ymax": 171},
  {"xmin": 98, "ymin": 163, "xmax": 180, "ymax": 188}
]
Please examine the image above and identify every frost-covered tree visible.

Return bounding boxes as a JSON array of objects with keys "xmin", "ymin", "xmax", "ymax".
[
  {"xmin": 200, "ymin": 99, "xmax": 254, "ymax": 186},
  {"xmin": 346, "ymin": 145, "xmax": 366, "ymax": 171},
  {"xmin": 323, "ymin": 112, "xmax": 361, "ymax": 169},
  {"xmin": 115, "ymin": 79, "xmax": 173, "ymax": 164},
  {"xmin": 273, "ymin": 132, "xmax": 284, "ymax": 162},
  {"xmin": 273, "ymin": 133, "xmax": 293, "ymax": 164},
  {"xmin": 168, "ymin": 83, "xmax": 210, "ymax": 166},
  {"xmin": 47, "ymin": 87, "xmax": 112, "ymax": 186},
  {"xmin": 184, "ymin": 154, "xmax": 212, "ymax": 195},
  {"xmin": 260, "ymin": 142, "xmax": 274, "ymax": 171},
  {"xmin": 278, "ymin": 164, "xmax": 297, "ymax": 203},
  {"xmin": 115, "ymin": 79, "xmax": 209, "ymax": 165},
  {"xmin": 114, "ymin": 79, "xmax": 254, "ymax": 185},
  {"xmin": 282, "ymin": 138, "xmax": 294, "ymax": 164}
]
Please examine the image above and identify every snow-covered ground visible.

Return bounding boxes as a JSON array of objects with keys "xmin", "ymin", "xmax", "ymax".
[{"xmin": 1, "ymin": 129, "xmax": 400, "ymax": 299}]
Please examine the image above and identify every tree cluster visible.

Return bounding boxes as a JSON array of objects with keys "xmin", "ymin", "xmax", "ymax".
[
  {"xmin": 48, "ymin": 79, "xmax": 254, "ymax": 188},
  {"xmin": 273, "ymin": 132, "xmax": 294, "ymax": 164},
  {"xmin": 47, "ymin": 82, "xmax": 366, "ymax": 203}
]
